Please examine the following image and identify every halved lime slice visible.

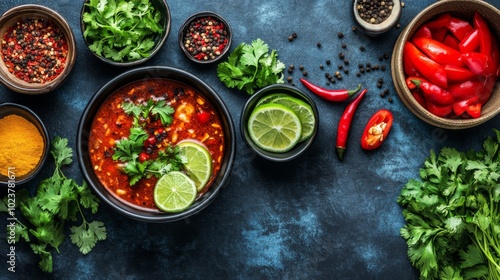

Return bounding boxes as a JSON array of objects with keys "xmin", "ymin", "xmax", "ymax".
[
  {"xmin": 247, "ymin": 103, "xmax": 302, "ymax": 153},
  {"xmin": 271, "ymin": 96, "xmax": 316, "ymax": 142},
  {"xmin": 255, "ymin": 93, "xmax": 290, "ymax": 107},
  {"xmin": 154, "ymin": 171, "xmax": 197, "ymax": 213},
  {"xmin": 177, "ymin": 140, "xmax": 212, "ymax": 191}
]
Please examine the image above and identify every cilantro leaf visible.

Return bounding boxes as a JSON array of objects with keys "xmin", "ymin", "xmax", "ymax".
[
  {"xmin": 151, "ymin": 100, "xmax": 174, "ymax": 125},
  {"xmin": 70, "ymin": 220, "xmax": 107, "ymax": 255}
]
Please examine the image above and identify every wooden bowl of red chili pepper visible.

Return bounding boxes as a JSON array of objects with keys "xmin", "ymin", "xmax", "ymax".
[
  {"xmin": 178, "ymin": 11, "xmax": 232, "ymax": 64},
  {"xmin": 76, "ymin": 66, "xmax": 236, "ymax": 222},
  {"xmin": 0, "ymin": 5, "xmax": 76, "ymax": 94},
  {"xmin": 391, "ymin": 0, "xmax": 500, "ymax": 129}
]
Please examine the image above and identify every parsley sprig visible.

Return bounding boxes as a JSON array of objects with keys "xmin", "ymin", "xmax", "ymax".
[
  {"xmin": 398, "ymin": 129, "xmax": 500, "ymax": 279},
  {"xmin": 0, "ymin": 137, "xmax": 106, "ymax": 273},
  {"xmin": 217, "ymin": 38, "xmax": 286, "ymax": 95},
  {"xmin": 113, "ymin": 99, "xmax": 185, "ymax": 185}
]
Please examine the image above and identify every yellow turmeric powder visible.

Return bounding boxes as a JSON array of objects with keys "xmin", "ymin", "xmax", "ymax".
[{"xmin": 0, "ymin": 114, "xmax": 44, "ymax": 176}]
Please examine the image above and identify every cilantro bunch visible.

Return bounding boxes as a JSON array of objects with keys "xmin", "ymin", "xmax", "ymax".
[
  {"xmin": 82, "ymin": 0, "xmax": 164, "ymax": 62},
  {"xmin": 1, "ymin": 137, "xmax": 106, "ymax": 273},
  {"xmin": 398, "ymin": 129, "xmax": 500, "ymax": 279},
  {"xmin": 217, "ymin": 38, "xmax": 286, "ymax": 95}
]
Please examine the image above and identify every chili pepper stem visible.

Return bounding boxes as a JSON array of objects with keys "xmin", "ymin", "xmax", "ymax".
[
  {"xmin": 336, "ymin": 147, "xmax": 346, "ymax": 161},
  {"xmin": 348, "ymin": 84, "xmax": 362, "ymax": 97}
]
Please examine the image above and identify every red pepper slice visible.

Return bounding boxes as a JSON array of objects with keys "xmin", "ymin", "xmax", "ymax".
[
  {"xmin": 443, "ymin": 34, "xmax": 460, "ymax": 50},
  {"xmin": 466, "ymin": 103, "xmax": 482, "ymax": 119},
  {"xmin": 432, "ymin": 27, "xmax": 448, "ymax": 43},
  {"xmin": 427, "ymin": 102, "xmax": 452, "ymax": 118},
  {"xmin": 336, "ymin": 89, "xmax": 368, "ymax": 161},
  {"xmin": 413, "ymin": 24, "xmax": 432, "ymax": 40},
  {"xmin": 473, "ymin": 12, "xmax": 493, "ymax": 57},
  {"xmin": 452, "ymin": 96, "xmax": 479, "ymax": 116},
  {"xmin": 413, "ymin": 36, "xmax": 464, "ymax": 67},
  {"xmin": 426, "ymin": 13, "xmax": 451, "ymax": 30},
  {"xmin": 412, "ymin": 90, "xmax": 427, "ymax": 109},
  {"xmin": 299, "ymin": 78, "xmax": 361, "ymax": 102},
  {"xmin": 478, "ymin": 76, "xmax": 496, "ymax": 105},
  {"xmin": 360, "ymin": 109, "xmax": 393, "ymax": 151},
  {"xmin": 461, "ymin": 52, "xmax": 496, "ymax": 76},
  {"xmin": 444, "ymin": 65, "xmax": 476, "ymax": 83},
  {"xmin": 403, "ymin": 42, "xmax": 448, "ymax": 88},
  {"xmin": 458, "ymin": 29, "xmax": 479, "ymax": 53},
  {"xmin": 197, "ymin": 111, "xmax": 211, "ymax": 123},
  {"xmin": 447, "ymin": 16, "xmax": 474, "ymax": 41},
  {"xmin": 409, "ymin": 77, "xmax": 454, "ymax": 106}
]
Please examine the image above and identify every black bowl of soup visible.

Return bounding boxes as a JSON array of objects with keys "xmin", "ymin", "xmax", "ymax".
[{"xmin": 77, "ymin": 66, "xmax": 236, "ymax": 222}]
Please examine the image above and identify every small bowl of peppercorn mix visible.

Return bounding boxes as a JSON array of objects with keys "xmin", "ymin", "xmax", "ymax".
[
  {"xmin": 0, "ymin": 4, "xmax": 77, "ymax": 94},
  {"xmin": 352, "ymin": 0, "xmax": 402, "ymax": 36},
  {"xmin": 178, "ymin": 11, "xmax": 232, "ymax": 64},
  {"xmin": 80, "ymin": 0, "xmax": 171, "ymax": 66},
  {"xmin": 391, "ymin": 0, "xmax": 500, "ymax": 129},
  {"xmin": 0, "ymin": 102, "xmax": 50, "ymax": 187}
]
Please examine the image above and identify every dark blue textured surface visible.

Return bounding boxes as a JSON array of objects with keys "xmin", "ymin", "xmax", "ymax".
[{"xmin": 1, "ymin": 0, "xmax": 499, "ymax": 279}]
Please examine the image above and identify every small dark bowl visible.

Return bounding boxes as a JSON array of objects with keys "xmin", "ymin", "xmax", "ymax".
[
  {"xmin": 0, "ymin": 5, "xmax": 76, "ymax": 94},
  {"xmin": 0, "ymin": 103, "xmax": 50, "ymax": 186},
  {"xmin": 178, "ymin": 11, "xmax": 232, "ymax": 64},
  {"xmin": 77, "ymin": 66, "xmax": 236, "ymax": 222},
  {"xmin": 80, "ymin": 0, "xmax": 171, "ymax": 66},
  {"xmin": 240, "ymin": 84, "xmax": 319, "ymax": 162}
]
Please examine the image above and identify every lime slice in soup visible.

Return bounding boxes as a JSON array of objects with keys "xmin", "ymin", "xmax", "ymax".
[
  {"xmin": 154, "ymin": 171, "xmax": 197, "ymax": 213},
  {"xmin": 177, "ymin": 140, "xmax": 213, "ymax": 191},
  {"xmin": 270, "ymin": 96, "xmax": 316, "ymax": 142},
  {"xmin": 247, "ymin": 103, "xmax": 302, "ymax": 153}
]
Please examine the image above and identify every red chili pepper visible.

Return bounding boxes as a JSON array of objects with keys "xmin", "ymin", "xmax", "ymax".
[
  {"xmin": 444, "ymin": 65, "xmax": 476, "ymax": 82},
  {"xmin": 458, "ymin": 29, "xmax": 479, "ymax": 53},
  {"xmin": 409, "ymin": 77, "xmax": 454, "ymax": 106},
  {"xmin": 448, "ymin": 78, "xmax": 484, "ymax": 101},
  {"xmin": 432, "ymin": 27, "xmax": 448, "ymax": 43},
  {"xmin": 466, "ymin": 103, "xmax": 482, "ymax": 118},
  {"xmin": 452, "ymin": 96, "xmax": 479, "ymax": 116},
  {"xmin": 403, "ymin": 42, "xmax": 448, "ymax": 88},
  {"xmin": 360, "ymin": 109, "xmax": 393, "ymax": 151},
  {"xmin": 139, "ymin": 152, "xmax": 149, "ymax": 163},
  {"xmin": 427, "ymin": 102, "xmax": 452, "ymax": 118},
  {"xmin": 447, "ymin": 16, "xmax": 474, "ymax": 41},
  {"xmin": 300, "ymin": 78, "xmax": 361, "ymax": 102},
  {"xmin": 412, "ymin": 90, "xmax": 427, "ymax": 109},
  {"xmin": 197, "ymin": 111, "xmax": 211, "ymax": 123},
  {"xmin": 461, "ymin": 52, "xmax": 496, "ymax": 76},
  {"xmin": 405, "ymin": 76, "xmax": 419, "ymax": 90},
  {"xmin": 412, "ymin": 36, "xmax": 464, "ymax": 67},
  {"xmin": 443, "ymin": 34, "xmax": 460, "ymax": 50},
  {"xmin": 478, "ymin": 76, "xmax": 495, "ymax": 105},
  {"xmin": 413, "ymin": 24, "xmax": 432, "ymax": 40},
  {"xmin": 426, "ymin": 13, "xmax": 451, "ymax": 29},
  {"xmin": 336, "ymin": 89, "xmax": 368, "ymax": 161},
  {"xmin": 473, "ymin": 12, "xmax": 493, "ymax": 57}
]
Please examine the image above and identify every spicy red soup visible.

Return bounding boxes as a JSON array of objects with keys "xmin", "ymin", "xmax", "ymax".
[{"xmin": 89, "ymin": 78, "xmax": 225, "ymax": 211}]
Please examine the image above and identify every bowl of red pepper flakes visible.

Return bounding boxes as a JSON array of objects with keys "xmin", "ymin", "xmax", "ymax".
[
  {"xmin": 0, "ymin": 5, "xmax": 76, "ymax": 94},
  {"xmin": 178, "ymin": 11, "xmax": 232, "ymax": 64},
  {"xmin": 391, "ymin": 0, "xmax": 500, "ymax": 129}
]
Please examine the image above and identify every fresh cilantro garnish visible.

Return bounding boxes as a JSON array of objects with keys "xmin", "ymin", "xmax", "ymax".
[
  {"xmin": 217, "ymin": 38, "xmax": 286, "ymax": 95},
  {"xmin": 82, "ymin": 0, "xmax": 164, "ymax": 62},
  {"xmin": 113, "ymin": 99, "xmax": 185, "ymax": 185},
  {"xmin": 398, "ymin": 129, "xmax": 500, "ymax": 279},
  {"xmin": 0, "ymin": 137, "xmax": 106, "ymax": 273}
]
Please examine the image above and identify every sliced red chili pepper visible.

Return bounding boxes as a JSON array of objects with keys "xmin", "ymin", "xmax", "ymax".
[
  {"xmin": 403, "ymin": 42, "xmax": 448, "ymax": 88},
  {"xmin": 412, "ymin": 90, "xmax": 427, "ymax": 109},
  {"xmin": 427, "ymin": 102, "xmax": 452, "ymax": 118},
  {"xmin": 360, "ymin": 109, "xmax": 393, "ymax": 151},
  {"xmin": 413, "ymin": 24, "xmax": 432, "ymax": 40},
  {"xmin": 409, "ymin": 77, "xmax": 454, "ymax": 106},
  {"xmin": 196, "ymin": 111, "xmax": 211, "ymax": 123},
  {"xmin": 300, "ymin": 78, "xmax": 361, "ymax": 102},
  {"xmin": 336, "ymin": 88, "xmax": 368, "ymax": 161},
  {"xmin": 426, "ymin": 13, "xmax": 451, "ymax": 29},
  {"xmin": 444, "ymin": 65, "xmax": 476, "ymax": 83},
  {"xmin": 473, "ymin": 12, "xmax": 493, "ymax": 57},
  {"xmin": 413, "ymin": 36, "xmax": 464, "ymax": 67},
  {"xmin": 448, "ymin": 78, "xmax": 484, "ymax": 101},
  {"xmin": 446, "ymin": 16, "xmax": 474, "ymax": 41},
  {"xmin": 458, "ymin": 29, "xmax": 479, "ymax": 53},
  {"xmin": 461, "ymin": 52, "xmax": 496, "ymax": 76},
  {"xmin": 452, "ymin": 96, "xmax": 479, "ymax": 117},
  {"xmin": 478, "ymin": 76, "xmax": 495, "ymax": 105},
  {"xmin": 466, "ymin": 103, "xmax": 482, "ymax": 119},
  {"xmin": 432, "ymin": 27, "xmax": 448, "ymax": 43},
  {"xmin": 443, "ymin": 34, "xmax": 460, "ymax": 50}
]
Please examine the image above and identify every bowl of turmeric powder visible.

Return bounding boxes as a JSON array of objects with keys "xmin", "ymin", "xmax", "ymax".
[{"xmin": 0, "ymin": 103, "xmax": 50, "ymax": 186}]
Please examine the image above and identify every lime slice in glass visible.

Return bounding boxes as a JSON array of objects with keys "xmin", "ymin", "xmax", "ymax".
[
  {"xmin": 177, "ymin": 140, "xmax": 212, "ymax": 191},
  {"xmin": 247, "ymin": 103, "xmax": 302, "ymax": 153},
  {"xmin": 255, "ymin": 93, "xmax": 290, "ymax": 107},
  {"xmin": 271, "ymin": 96, "xmax": 316, "ymax": 142},
  {"xmin": 154, "ymin": 171, "xmax": 197, "ymax": 213}
]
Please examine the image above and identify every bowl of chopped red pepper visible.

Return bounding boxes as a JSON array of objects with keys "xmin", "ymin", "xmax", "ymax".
[
  {"xmin": 178, "ymin": 11, "xmax": 232, "ymax": 64},
  {"xmin": 0, "ymin": 4, "xmax": 76, "ymax": 94},
  {"xmin": 391, "ymin": 0, "xmax": 500, "ymax": 129}
]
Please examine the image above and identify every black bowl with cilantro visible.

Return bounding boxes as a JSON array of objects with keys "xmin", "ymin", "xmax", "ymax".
[{"xmin": 80, "ymin": 0, "xmax": 171, "ymax": 66}]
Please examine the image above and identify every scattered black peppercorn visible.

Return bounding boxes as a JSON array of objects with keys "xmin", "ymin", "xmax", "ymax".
[
  {"xmin": 316, "ymin": 42, "xmax": 322, "ymax": 48},
  {"xmin": 302, "ymin": 71, "xmax": 308, "ymax": 76},
  {"xmin": 320, "ymin": 64, "xmax": 324, "ymax": 70},
  {"xmin": 388, "ymin": 97, "xmax": 393, "ymax": 103},
  {"xmin": 288, "ymin": 36, "xmax": 294, "ymax": 42},
  {"xmin": 338, "ymin": 64, "xmax": 343, "ymax": 70},
  {"xmin": 344, "ymin": 59, "xmax": 349, "ymax": 65},
  {"xmin": 339, "ymin": 52, "xmax": 345, "ymax": 59},
  {"xmin": 292, "ymin": 32, "xmax": 298, "ymax": 38},
  {"xmin": 356, "ymin": 71, "xmax": 361, "ymax": 77},
  {"xmin": 287, "ymin": 76, "xmax": 293, "ymax": 82},
  {"xmin": 359, "ymin": 46, "xmax": 365, "ymax": 51},
  {"xmin": 344, "ymin": 69, "xmax": 349, "ymax": 74},
  {"xmin": 299, "ymin": 65, "xmax": 304, "ymax": 70},
  {"xmin": 341, "ymin": 42, "xmax": 347, "ymax": 49},
  {"xmin": 326, "ymin": 60, "xmax": 331, "ymax": 65},
  {"xmin": 338, "ymin": 32, "xmax": 344, "ymax": 39}
]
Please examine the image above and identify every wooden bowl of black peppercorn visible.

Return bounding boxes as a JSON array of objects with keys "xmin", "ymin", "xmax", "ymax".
[{"xmin": 178, "ymin": 11, "xmax": 232, "ymax": 64}]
